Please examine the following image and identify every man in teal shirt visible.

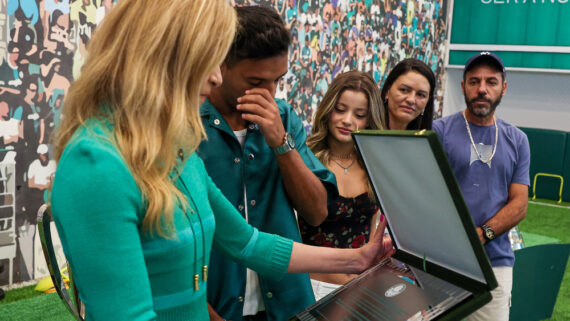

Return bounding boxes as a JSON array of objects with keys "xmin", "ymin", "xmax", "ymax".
[{"xmin": 197, "ymin": 6, "xmax": 337, "ymax": 321}]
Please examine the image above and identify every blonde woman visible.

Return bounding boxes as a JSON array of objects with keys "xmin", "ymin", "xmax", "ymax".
[
  {"xmin": 299, "ymin": 71, "xmax": 386, "ymax": 300},
  {"xmin": 50, "ymin": 1, "xmax": 393, "ymax": 320}
]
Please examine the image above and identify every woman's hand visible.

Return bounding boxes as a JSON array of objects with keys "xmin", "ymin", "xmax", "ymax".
[
  {"xmin": 357, "ymin": 214, "xmax": 395, "ymax": 272},
  {"xmin": 287, "ymin": 214, "xmax": 394, "ymax": 275}
]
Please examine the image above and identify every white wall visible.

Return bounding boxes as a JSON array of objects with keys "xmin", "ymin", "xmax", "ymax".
[{"xmin": 443, "ymin": 67, "xmax": 570, "ymax": 131}]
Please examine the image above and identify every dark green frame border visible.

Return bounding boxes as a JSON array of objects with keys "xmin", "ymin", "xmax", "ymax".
[
  {"xmin": 352, "ymin": 129, "xmax": 497, "ymax": 292},
  {"xmin": 289, "ymin": 129, "xmax": 499, "ymax": 321},
  {"xmin": 352, "ymin": 129, "xmax": 497, "ymax": 320}
]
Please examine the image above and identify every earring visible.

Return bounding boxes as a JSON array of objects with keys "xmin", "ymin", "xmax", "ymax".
[{"xmin": 421, "ymin": 110, "xmax": 425, "ymax": 116}]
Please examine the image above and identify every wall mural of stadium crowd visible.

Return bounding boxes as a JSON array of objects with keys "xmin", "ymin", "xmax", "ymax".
[
  {"xmin": 0, "ymin": 0, "xmax": 448, "ymax": 286},
  {"xmin": 233, "ymin": 0, "xmax": 449, "ymax": 133}
]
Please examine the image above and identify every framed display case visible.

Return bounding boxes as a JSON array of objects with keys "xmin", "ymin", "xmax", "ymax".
[{"xmin": 291, "ymin": 130, "xmax": 497, "ymax": 321}]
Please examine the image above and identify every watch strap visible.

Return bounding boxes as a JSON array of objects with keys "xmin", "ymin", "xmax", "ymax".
[
  {"xmin": 273, "ymin": 132, "xmax": 295, "ymax": 155},
  {"xmin": 273, "ymin": 143, "xmax": 292, "ymax": 155}
]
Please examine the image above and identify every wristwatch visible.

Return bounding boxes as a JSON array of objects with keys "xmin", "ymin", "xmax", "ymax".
[
  {"xmin": 481, "ymin": 224, "xmax": 495, "ymax": 242},
  {"xmin": 273, "ymin": 132, "xmax": 295, "ymax": 155}
]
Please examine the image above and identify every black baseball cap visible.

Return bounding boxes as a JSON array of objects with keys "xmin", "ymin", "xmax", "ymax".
[{"xmin": 464, "ymin": 51, "xmax": 506, "ymax": 77}]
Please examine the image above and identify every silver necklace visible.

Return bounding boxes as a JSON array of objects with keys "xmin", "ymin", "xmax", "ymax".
[
  {"xmin": 462, "ymin": 112, "xmax": 498, "ymax": 164},
  {"xmin": 331, "ymin": 158, "xmax": 355, "ymax": 174}
]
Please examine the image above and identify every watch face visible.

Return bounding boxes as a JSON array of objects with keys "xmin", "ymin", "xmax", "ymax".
[
  {"xmin": 484, "ymin": 227, "xmax": 495, "ymax": 240},
  {"xmin": 286, "ymin": 132, "xmax": 295, "ymax": 149},
  {"xmin": 274, "ymin": 132, "xmax": 295, "ymax": 155}
]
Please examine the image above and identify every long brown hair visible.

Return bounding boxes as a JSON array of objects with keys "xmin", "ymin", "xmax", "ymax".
[
  {"xmin": 53, "ymin": 0, "xmax": 237, "ymax": 235},
  {"xmin": 308, "ymin": 71, "xmax": 385, "ymax": 200}
]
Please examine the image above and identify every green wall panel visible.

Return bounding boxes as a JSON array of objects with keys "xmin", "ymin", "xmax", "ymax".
[
  {"xmin": 452, "ymin": 1, "xmax": 570, "ymax": 46},
  {"xmin": 496, "ymin": 5, "xmax": 528, "ymax": 45},
  {"xmin": 519, "ymin": 127, "xmax": 567, "ymax": 202},
  {"xmin": 450, "ymin": 1, "xmax": 570, "ymax": 70}
]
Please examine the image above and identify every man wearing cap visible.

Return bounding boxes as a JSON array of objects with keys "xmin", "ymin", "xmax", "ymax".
[
  {"xmin": 432, "ymin": 52, "xmax": 530, "ymax": 321},
  {"xmin": 23, "ymin": 143, "xmax": 55, "ymax": 229},
  {"xmin": 28, "ymin": 144, "xmax": 55, "ymax": 191}
]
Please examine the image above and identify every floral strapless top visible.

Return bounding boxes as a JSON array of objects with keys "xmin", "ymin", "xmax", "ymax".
[{"xmin": 299, "ymin": 192, "xmax": 379, "ymax": 249}]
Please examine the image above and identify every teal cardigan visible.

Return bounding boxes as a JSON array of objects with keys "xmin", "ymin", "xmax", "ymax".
[{"xmin": 51, "ymin": 119, "xmax": 293, "ymax": 321}]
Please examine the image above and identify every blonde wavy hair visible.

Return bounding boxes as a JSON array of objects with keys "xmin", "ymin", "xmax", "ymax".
[
  {"xmin": 307, "ymin": 71, "xmax": 385, "ymax": 200},
  {"xmin": 53, "ymin": 0, "xmax": 237, "ymax": 236}
]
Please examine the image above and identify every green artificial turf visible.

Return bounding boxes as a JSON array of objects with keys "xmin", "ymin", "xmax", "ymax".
[
  {"xmin": 518, "ymin": 200, "xmax": 570, "ymax": 321},
  {"xmin": 0, "ymin": 290, "xmax": 74, "ymax": 321},
  {"xmin": 0, "ymin": 199, "xmax": 568, "ymax": 320},
  {"xmin": 0, "ymin": 284, "xmax": 43, "ymax": 305},
  {"xmin": 522, "ymin": 231, "xmax": 561, "ymax": 247}
]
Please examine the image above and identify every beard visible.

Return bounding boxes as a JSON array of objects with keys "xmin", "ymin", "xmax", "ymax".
[
  {"xmin": 464, "ymin": 92, "xmax": 502, "ymax": 118},
  {"xmin": 40, "ymin": 157, "xmax": 49, "ymax": 166}
]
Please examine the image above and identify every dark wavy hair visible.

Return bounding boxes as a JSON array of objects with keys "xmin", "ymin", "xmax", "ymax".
[
  {"xmin": 226, "ymin": 6, "xmax": 290, "ymax": 66},
  {"xmin": 380, "ymin": 58, "xmax": 435, "ymax": 130}
]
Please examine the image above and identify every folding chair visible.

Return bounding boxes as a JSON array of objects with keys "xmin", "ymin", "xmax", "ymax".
[{"xmin": 37, "ymin": 203, "xmax": 85, "ymax": 321}]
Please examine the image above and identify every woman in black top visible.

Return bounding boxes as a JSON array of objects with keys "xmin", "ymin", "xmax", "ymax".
[{"xmin": 299, "ymin": 71, "xmax": 387, "ymax": 299}]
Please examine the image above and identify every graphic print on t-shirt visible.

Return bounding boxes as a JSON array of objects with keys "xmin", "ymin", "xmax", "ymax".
[{"xmin": 469, "ymin": 143, "xmax": 493, "ymax": 168}]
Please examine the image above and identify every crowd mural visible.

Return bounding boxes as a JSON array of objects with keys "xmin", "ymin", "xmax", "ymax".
[
  {"xmin": 234, "ymin": 0, "xmax": 448, "ymax": 134},
  {"xmin": 0, "ymin": 0, "xmax": 447, "ymax": 286},
  {"xmin": 0, "ymin": 0, "xmax": 117, "ymax": 286}
]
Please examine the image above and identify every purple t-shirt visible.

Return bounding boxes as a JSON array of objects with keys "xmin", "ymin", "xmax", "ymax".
[{"xmin": 433, "ymin": 112, "xmax": 530, "ymax": 267}]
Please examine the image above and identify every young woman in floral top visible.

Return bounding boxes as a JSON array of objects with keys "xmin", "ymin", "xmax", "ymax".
[{"xmin": 299, "ymin": 71, "xmax": 387, "ymax": 300}]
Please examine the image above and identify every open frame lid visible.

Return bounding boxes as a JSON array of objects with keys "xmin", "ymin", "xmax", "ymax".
[{"xmin": 353, "ymin": 129, "xmax": 497, "ymax": 293}]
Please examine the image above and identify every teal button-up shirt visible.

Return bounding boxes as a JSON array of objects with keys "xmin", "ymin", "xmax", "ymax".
[{"xmin": 198, "ymin": 98, "xmax": 337, "ymax": 321}]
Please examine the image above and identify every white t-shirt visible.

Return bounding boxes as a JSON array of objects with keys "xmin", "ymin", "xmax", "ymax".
[
  {"xmin": 234, "ymin": 128, "xmax": 265, "ymax": 316},
  {"xmin": 28, "ymin": 159, "xmax": 56, "ymax": 186},
  {"xmin": 0, "ymin": 118, "xmax": 20, "ymax": 139},
  {"xmin": 275, "ymin": 85, "xmax": 287, "ymax": 101}
]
